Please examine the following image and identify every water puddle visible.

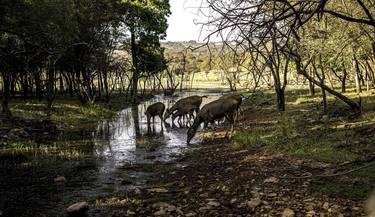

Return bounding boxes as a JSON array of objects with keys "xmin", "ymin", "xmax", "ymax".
[{"xmin": 93, "ymin": 91, "xmax": 221, "ymax": 189}]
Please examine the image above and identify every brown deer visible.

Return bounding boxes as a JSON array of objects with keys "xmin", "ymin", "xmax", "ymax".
[
  {"xmin": 217, "ymin": 93, "xmax": 243, "ymax": 123},
  {"xmin": 145, "ymin": 102, "xmax": 165, "ymax": 128},
  {"xmin": 171, "ymin": 104, "xmax": 197, "ymax": 127},
  {"xmin": 164, "ymin": 95, "xmax": 207, "ymax": 123},
  {"xmin": 187, "ymin": 97, "xmax": 241, "ymax": 144}
]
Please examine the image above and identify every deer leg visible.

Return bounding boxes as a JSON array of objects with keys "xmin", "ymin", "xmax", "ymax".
[
  {"xmin": 159, "ymin": 114, "xmax": 164, "ymax": 130},
  {"xmin": 189, "ymin": 113, "xmax": 194, "ymax": 126},
  {"xmin": 203, "ymin": 121, "xmax": 208, "ymax": 130},
  {"xmin": 208, "ymin": 119, "xmax": 217, "ymax": 140},
  {"xmin": 224, "ymin": 114, "xmax": 234, "ymax": 138},
  {"xmin": 147, "ymin": 116, "xmax": 150, "ymax": 127},
  {"xmin": 177, "ymin": 115, "xmax": 182, "ymax": 128}
]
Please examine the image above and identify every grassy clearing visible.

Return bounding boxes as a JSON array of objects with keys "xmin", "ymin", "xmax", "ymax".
[
  {"xmin": 235, "ymin": 86, "xmax": 375, "ymax": 199},
  {"xmin": 8, "ymin": 94, "xmax": 137, "ymax": 132}
]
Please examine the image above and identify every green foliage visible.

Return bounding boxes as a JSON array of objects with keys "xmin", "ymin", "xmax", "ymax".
[{"xmin": 0, "ymin": 0, "xmax": 170, "ymax": 114}]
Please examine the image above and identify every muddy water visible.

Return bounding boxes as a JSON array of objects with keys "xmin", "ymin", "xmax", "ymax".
[
  {"xmin": 0, "ymin": 91, "xmax": 222, "ymax": 217},
  {"xmin": 92, "ymin": 91, "xmax": 220, "ymax": 192}
]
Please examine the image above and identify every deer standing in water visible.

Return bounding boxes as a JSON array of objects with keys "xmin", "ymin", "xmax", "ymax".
[
  {"xmin": 171, "ymin": 104, "xmax": 197, "ymax": 127},
  {"xmin": 145, "ymin": 102, "xmax": 165, "ymax": 129},
  {"xmin": 164, "ymin": 95, "xmax": 207, "ymax": 125},
  {"xmin": 186, "ymin": 96, "xmax": 242, "ymax": 144}
]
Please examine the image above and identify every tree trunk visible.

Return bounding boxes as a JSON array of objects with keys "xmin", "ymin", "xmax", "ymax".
[
  {"xmin": 353, "ymin": 55, "xmax": 362, "ymax": 94},
  {"xmin": 130, "ymin": 29, "xmax": 139, "ymax": 104},
  {"xmin": 342, "ymin": 64, "xmax": 347, "ymax": 93},
  {"xmin": 1, "ymin": 72, "xmax": 12, "ymax": 117},
  {"xmin": 318, "ymin": 55, "xmax": 327, "ymax": 114},
  {"xmin": 295, "ymin": 58, "xmax": 360, "ymax": 113},
  {"xmin": 366, "ymin": 60, "xmax": 375, "ymax": 86},
  {"xmin": 275, "ymin": 87, "xmax": 285, "ymax": 111},
  {"xmin": 21, "ymin": 73, "xmax": 29, "ymax": 99},
  {"xmin": 46, "ymin": 68, "xmax": 56, "ymax": 117},
  {"xmin": 180, "ymin": 72, "xmax": 184, "ymax": 92},
  {"xmin": 98, "ymin": 70, "xmax": 103, "ymax": 98},
  {"xmin": 308, "ymin": 67, "xmax": 315, "ymax": 96},
  {"xmin": 34, "ymin": 71, "xmax": 43, "ymax": 101},
  {"xmin": 59, "ymin": 74, "xmax": 64, "ymax": 95}
]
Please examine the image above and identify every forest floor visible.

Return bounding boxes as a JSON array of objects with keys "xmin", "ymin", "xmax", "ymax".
[{"xmin": 104, "ymin": 88, "xmax": 375, "ymax": 217}]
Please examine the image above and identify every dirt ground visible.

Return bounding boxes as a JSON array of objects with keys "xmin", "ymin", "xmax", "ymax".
[{"xmin": 106, "ymin": 140, "xmax": 365, "ymax": 217}]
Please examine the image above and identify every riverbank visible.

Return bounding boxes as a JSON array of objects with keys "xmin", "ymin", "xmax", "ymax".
[{"xmin": 3, "ymin": 94, "xmax": 154, "ymax": 132}]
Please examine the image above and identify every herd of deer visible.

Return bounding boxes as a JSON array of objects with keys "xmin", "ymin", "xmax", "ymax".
[{"xmin": 144, "ymin": 93, "xmax": 242, "ymax": 144}]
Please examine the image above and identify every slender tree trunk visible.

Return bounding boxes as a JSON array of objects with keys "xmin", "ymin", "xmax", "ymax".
[
  {"xmin": 46, "ymin": 67, "xmax": 56, "ymax": 117},
  {"xmin": 98, "ymin": 70, "xmax": 103, "ymax": 98},
  {"xmin": 34, "ymin": 70, "xmax": 42, "ymax": 101},
  {"xmin": 308, "ymin": 67, "xmax": 315, "ymax": 96},
  {"xmin": 59, "ymin": 73, "xmax": 64, "ymax": 95},
  {"xmin": 130, "ymin": 29, "xmax": 139, "ymax": 104},
  {"xmin": 103, "ymin": 70, "xmax": 109, "ymax": 102},
  {"xmin": 1, "ymin": 72, "xmax": 12, "ymax": 117},
  {"xmin": 353, "ymin": 55, "xmax": 362, "ymax": 94},
  {"xmin": 21, "ymin": 73, "xmax": 29, "ymax": 99},
  {"xmin": 275, "ymin": 87, "xmax": 285, "ymax": 111},
  {"xmin": 10, "ymin": 76, "xmax": 16, "ymax": 98},
  {"xmin": 366, "ymin": 60, "xmax": 375, "ymax": 87},
  {"xmin": 180, "ymin": 72, "xmax": 184, "ymax": 92},
  {"xmin": 317, "ymin": 55, "xmax": 327, "ymax": 114},
  {"xmin": 342, "ymin": 64, "xmax": 347, "ymax": 93}
]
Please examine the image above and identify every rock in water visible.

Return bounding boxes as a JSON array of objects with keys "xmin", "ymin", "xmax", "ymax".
[
  {"xmin": 247, "ymin": 198, "xmax": 262, "ymax": 209},
  {"xmin": 282, "ymin": 208, "xmax": 295, "ymax": 217},
  {"xmin": 147, "ymin": 188, "xmax": 168, "ymax": 193},
  {"xmin": 263, "ymin": 177, "xmax": 279, "ymax": 184},
  {"xmin": 54, "ymin": 176, "xmax": 66, "ymax": 183},
  {"xmin": 8, "ymin": 128, "xmax": 29, "ymax": 139},
  {"xmin": 366, "ymin": 191, "xmax": 375, "ymax": 217},
  {"xmin": 66, "ymin": 202, "xmax": 89, "ymax": 215}
]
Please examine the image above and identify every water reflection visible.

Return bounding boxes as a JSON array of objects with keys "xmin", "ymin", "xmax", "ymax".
[{"xmin": 94, "ymin": 92, "xmax": 221, "ymax": 171}]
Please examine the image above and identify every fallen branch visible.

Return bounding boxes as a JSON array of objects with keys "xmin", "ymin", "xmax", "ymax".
[{"xmin": 281, "ymin": 161, "xmax": 375, "ymax": 179}]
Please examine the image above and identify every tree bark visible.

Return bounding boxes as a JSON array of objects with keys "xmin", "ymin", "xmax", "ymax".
[
  {"xmin": 353, "ymin": 55, "xmax": 362, "ymax": 94},
  {"xmin": 130, "ymin": 28, "xmax": 139, "ymax": 104},
  {"xmin": 308, "ymin": 67, "xmax": 315, "ymax": 96},
  {"xmin": 1, "ymin": 71, "xmax": 12, "ymax": 117}
]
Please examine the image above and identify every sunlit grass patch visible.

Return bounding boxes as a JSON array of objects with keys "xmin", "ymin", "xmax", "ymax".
[
  {"xmin": 8, "ymin": 95, "xmax": 126, "ymax": 133},
  {"xmin": 294, "ymin": 96, "xmax": 321, "ymax": 105},
  {"xmin": 235, "ymin": 86, "xmax": 375, "ymax": 200},
  {"xmin": 235, "ymin": 110, "xmax": 361, "ymax": 163},
  {"xmin": 312, "ymin": 178, "xmax": 375, "ymax": 200},
  {"xmin": 0, "ymin": 140, "xmax": 94, "ymax": 164},
  {"xmin": 95, "ymin": 197, "xmax": 142, "ymax": 207}
]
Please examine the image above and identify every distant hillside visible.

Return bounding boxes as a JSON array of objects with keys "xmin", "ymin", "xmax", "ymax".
[{"xmin": 162, "ymin": 41, "xmax": 225, "ymax": 53}]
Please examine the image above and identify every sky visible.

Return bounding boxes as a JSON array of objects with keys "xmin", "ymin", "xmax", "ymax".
[{"xmin": 165, "ymin": 0, "xmax": 210, "ymax": 42}]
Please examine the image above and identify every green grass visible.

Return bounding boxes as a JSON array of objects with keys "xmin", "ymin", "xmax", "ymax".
[
  {"xmin": 235, "ymin": 86, "xmax": 375, "ymax": 199},
  {"xmin": 8, "ymin": 94, "xmax": 133, "ymax": 132},
  {"xmin": 312, "ymin": 179, "xmax": 374, "ymax": 200}
]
